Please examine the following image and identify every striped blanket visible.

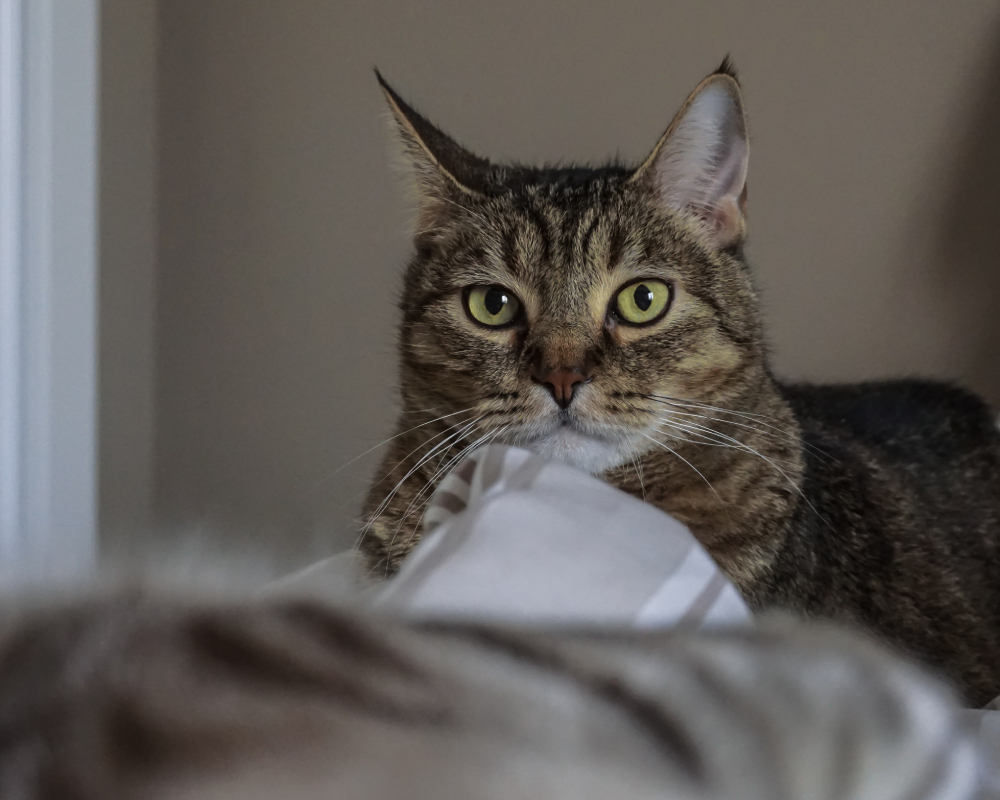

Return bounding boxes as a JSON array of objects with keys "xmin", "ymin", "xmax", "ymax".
[{"xmin": 377, "ymin": 444, "xmax": 751, "ymax": 629}]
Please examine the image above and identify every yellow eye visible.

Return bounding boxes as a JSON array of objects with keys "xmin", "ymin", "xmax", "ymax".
[
  {"xmin": 613, "ymin": 280, "xmax": 671, "ymax": 325},
  {"xmin": 465, "ymin": 285, "xmax": 521, "ymax": 327}
]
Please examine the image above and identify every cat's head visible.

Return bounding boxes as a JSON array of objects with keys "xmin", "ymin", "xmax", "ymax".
[{"xmin": 381, "ymin": 61, "xmax": 767, "ymax": 474}]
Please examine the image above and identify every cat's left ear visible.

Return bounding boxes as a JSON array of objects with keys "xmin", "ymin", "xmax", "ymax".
[{"xmin": 631, "ymin": 59, "xmax": 749, "ymax": 248}]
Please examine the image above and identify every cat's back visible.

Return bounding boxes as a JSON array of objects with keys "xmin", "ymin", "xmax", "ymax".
[
  {"xmin": 778, "ymin": 377, "xmax": 1000, "ymax": 549},
  {"xmin": 781, "ymin": 379, "xmax": 1000, "ymax": 491},
  {"xmin": 768, "ymin": 379, "xmax": 1000, "ymax": 703}
]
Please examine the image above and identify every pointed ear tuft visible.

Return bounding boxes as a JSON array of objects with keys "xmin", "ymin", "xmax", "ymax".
[
  {"xmin": 375, "ymin": 70, "xmax": 488, "ymax": 234},
  {"xmin": 714, "ymin": 55, "xmax": 740, "ymax": 84},
  {"xmin": 631, "ymin": 67, "xmax": 749, "ymax": 249}
]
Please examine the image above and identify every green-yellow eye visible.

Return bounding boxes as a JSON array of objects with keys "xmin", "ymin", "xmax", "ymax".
[
  {"xmin": 465, "ymin": 285, "xmax": 521, "ymax": 327},
  {"xmin": 613, "ymin": 280, "xmax": 671, "ymax": 325}
]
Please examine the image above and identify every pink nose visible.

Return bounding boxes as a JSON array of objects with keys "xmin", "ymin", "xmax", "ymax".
[{"xmin": 533, "ymin": 367, "xmax": 586, "ymax": 410}]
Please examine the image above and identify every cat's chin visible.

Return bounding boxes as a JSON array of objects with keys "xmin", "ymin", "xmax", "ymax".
[{"xmin": 522, "ymin": 426, "xmax": 628, "ymax": 475}]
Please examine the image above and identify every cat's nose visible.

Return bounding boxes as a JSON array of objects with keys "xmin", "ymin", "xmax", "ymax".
[{"xmin": 532, "ymin": 367, "xmax": 587, "ymax": 410}]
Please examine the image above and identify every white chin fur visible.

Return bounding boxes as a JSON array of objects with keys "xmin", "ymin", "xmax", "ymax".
[{"xmin": 523, "ymin": 427, "xmax": 628, "ymax": 474}]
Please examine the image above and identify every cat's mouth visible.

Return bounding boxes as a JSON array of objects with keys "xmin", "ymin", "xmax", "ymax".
[{"xmin": 509, "ymin": 412, "xmax": 637, "ymax": 474}]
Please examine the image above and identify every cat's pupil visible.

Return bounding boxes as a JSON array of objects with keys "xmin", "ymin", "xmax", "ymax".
[
  {"xmin": 634, "ymin": 285, "xmax": 653, "ymax": 312},
  {"xmin": 485, "ymin": 287, "xmax": 507, "ymax": 316}
]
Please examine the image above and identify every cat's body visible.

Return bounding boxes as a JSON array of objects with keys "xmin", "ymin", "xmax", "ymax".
[
  {"xmin": 609, "ymin": 377, "xmax": 1000, "ymax": 706},
  {"xmin": 766, "ymin": 381, "xmax": 1000, "ymax": 703},
  {"xmin": 0, "ymin": 592, "xmax": 981, "ymax": 799},
  {"xmin": 361, "ymin": 63, "xmax": 1000, "ymax": 704},
  {"xmin": 779, "ymin": 381, "xmax": 1000, "ymax": 701}
]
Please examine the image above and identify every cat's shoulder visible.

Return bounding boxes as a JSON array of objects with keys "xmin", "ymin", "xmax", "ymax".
[{"xmin": 778, "ymin": 378, "xmax": 999, "ymax": 456}]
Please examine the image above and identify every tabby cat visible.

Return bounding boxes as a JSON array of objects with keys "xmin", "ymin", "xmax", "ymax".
[
  {"xmin": 360, "ymin": 61, "xmax": 1000, "ymax": 705},
  {"xmin": 0, "ymin": 592, "xmax": 979, "ymax": 799}
]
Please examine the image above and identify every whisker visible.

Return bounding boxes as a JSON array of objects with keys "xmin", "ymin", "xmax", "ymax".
[
  {"xmin": 644, "ymin": 393, "xmax": 837, "ymax": 463},
  {"xmin": 358, "ymin": 415, "xmax": 483, "ymax": 502},
  {"xmin": 654, "ymin": 416, "xmax": 800, "ymax": 468},
  {"xmin": 353, "ymin": 417, "xmax": 483, "ymax": 563},
  {"xmin": 364, "ymin": 417, "xmax": 482, "ymax": 529},
  {"xmin": 398, "ymin": 424, "xmax": 509, "ymax": 530},
  {"xmin": 643, "ymin": 393, "xmax": 772, "ymax": 420},
  {"xmin": 394, "ymin": 425, "xmax": 513, "ymax": 566},
  {"xmin": 341, "ymin": 416, "xmax": 489, "ymax": 522},
  {"xmin": 309, "ymin": 407, "xmax": 479, "ymax": 493},
  {"xmin": 350, "ymin": 388, "xmax": 524, "ymax": 568},
  {"xmin": 652, "ymin": 413, "xmax": 830, "ymax": 529},
  {"xmin": 645, "ymin": 394, "xmax": 800, "ymax": 443},
  {"xmin": 641, "ymin": 433, "xmax": 731, "ymax": 520},
  {"xmin": 656, "ymin": 414, "xmax": 799, "ymax": 469},
  {"xmin": 384, "ymin": 425, "xmax": 509, "ymax": 575},
  {"xmin": 646, "ymin": 399, "xmax": 805, "ymax": 453},
  {"xmin": 631, "ymin": 446, "xmax": 647, "ymax": 500},
  {"xmin": 654, "ymin": 416, "xmax": 730, "ymax": 446}
]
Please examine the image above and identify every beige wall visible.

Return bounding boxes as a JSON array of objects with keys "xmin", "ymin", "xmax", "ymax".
[
  {"xmin": 148, "ymin": 0, "xmax": 1000, "ymax": 563},
  {"xmin": 99, "ymin": 0, "xmax": 158, "ymax": 547}
]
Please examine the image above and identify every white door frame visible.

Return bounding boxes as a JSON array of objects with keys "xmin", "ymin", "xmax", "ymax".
[{"xmin": 0, "ymin": 0, "xmax": 99, "ymax": 586}]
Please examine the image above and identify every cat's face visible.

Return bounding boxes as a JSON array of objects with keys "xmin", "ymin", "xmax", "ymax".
[{"xmin": 382, "ymin": 64, "xmax": 767, "ymax": 473}]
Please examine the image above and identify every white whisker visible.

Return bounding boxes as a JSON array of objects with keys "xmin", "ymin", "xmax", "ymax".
[
  {"xmin": 353, "ymin": 417, "xmax": 483, "ymax": 563},
  {"xmin": 655, "ymin": 416, "xmax": 799, "ymax": 468},
  {"xmin": 649, "ymin": 401, "xmax": 803, "ymax": 452},
  {"xmin": 630, "ymin": 446, "xmax": 647, "ymax": 500},
  {"xmin": 641, "ymin": 432, "xmax": 727, "ymax": 509},
  {"xmin": 645, "ymin": 394, "xmax": 836, "ymax": 463},
  {"xmin": 309, "ymin": 407, "xmax": 478, "ymax": 494},
  {"xmin": 385, "ymin": 425, "xmax": 510, "ymax": 575},
  {"xmin": 652, "ymin": 411, "xmax": 829, "ymax": 528}
]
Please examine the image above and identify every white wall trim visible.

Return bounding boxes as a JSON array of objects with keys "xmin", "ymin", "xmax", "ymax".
[
  {"xmin": 0, "ymin": 0, "xmax": 99, "ymax": 586},
  {"xmin": 0, "ymin": 0, "xmax": 24, "ymax": 571}
]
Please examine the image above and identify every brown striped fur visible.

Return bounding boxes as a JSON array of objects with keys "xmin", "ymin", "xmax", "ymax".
[
  {"xmin": 0, "ymin": 592, "xmax": 975, "ymax": 798},
  {"xmin": 361, "ymin": 62, "xmax": 1000, "ymax": 704}
]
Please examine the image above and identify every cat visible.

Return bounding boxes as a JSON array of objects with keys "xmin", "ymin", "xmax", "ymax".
[
  {"xmin": 0, "ymin": 590, "xmax": 980, "ymax": 799},
  {"xmin": 360, "ymin": 60, "xmax": 1000, "ymax": 706}
]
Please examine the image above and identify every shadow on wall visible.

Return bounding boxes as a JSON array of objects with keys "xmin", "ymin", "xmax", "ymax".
[{"xmin": 934, "ymin": 26, "xmax": 1000, "ymax": 407}]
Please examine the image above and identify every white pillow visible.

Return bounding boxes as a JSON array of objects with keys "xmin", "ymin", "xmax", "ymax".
[{"xmin": 375, "ymin": 445, "xmax": 751, "ymax": 629}]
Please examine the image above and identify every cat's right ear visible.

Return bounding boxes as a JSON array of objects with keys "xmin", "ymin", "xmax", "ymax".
[{"xmin": 376, "ymin": 70, "xmax": 487, "ymax": 234}]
